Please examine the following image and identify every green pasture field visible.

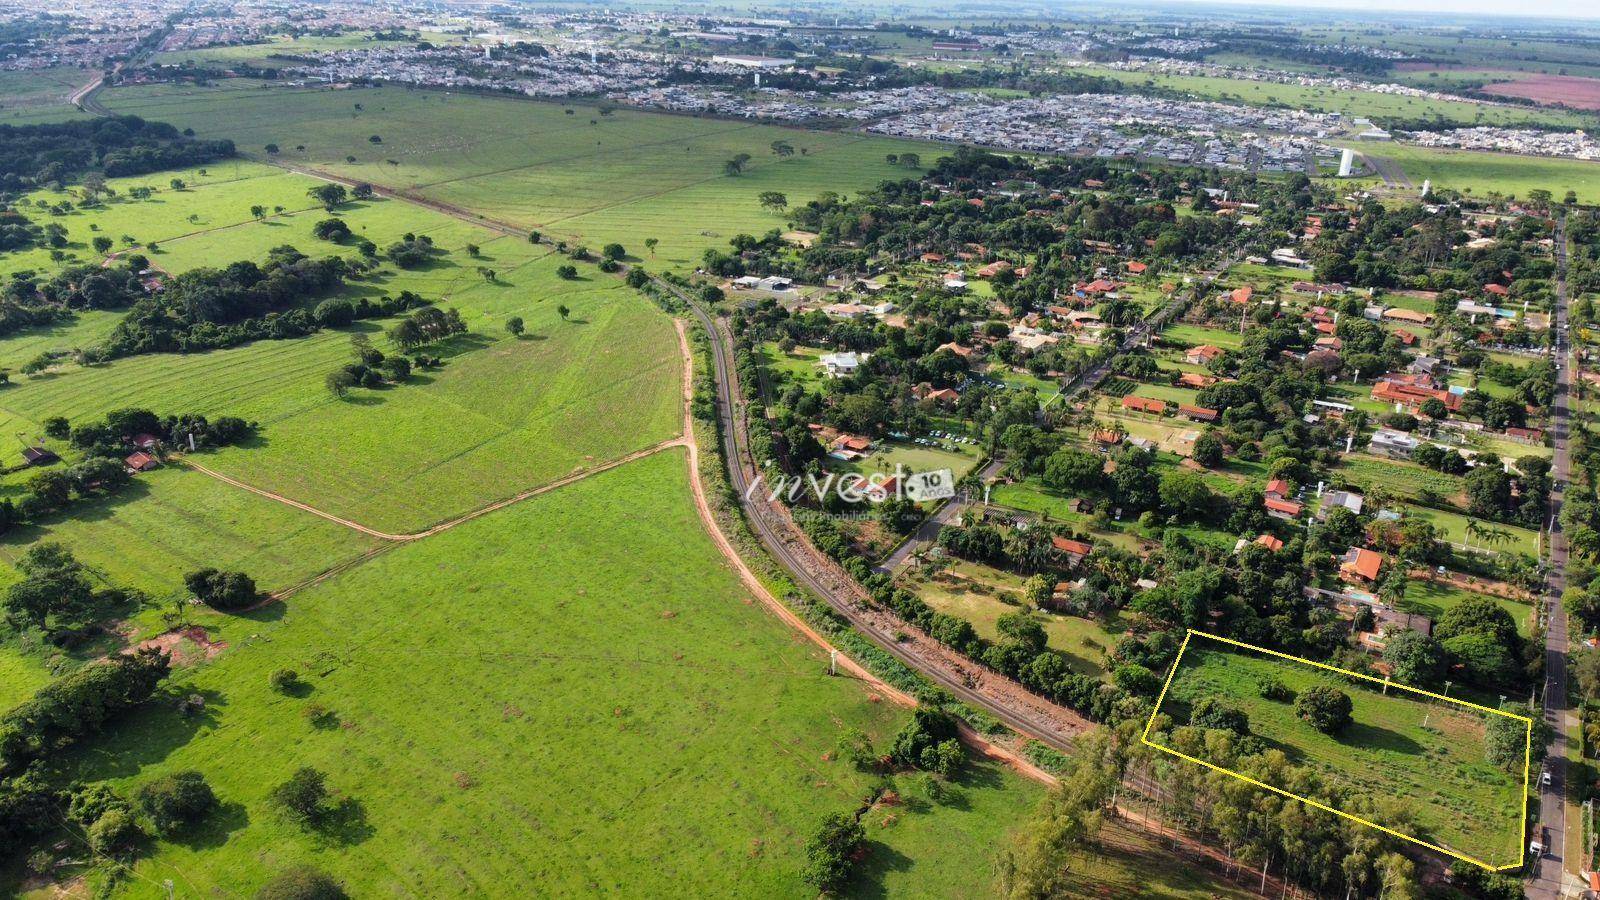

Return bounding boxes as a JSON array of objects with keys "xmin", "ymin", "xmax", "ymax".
[
  {"xmin": 95, "ymin": 82, "xmax": 933, "ymax": 270},
  {"xmin": 1399, "ymin": 580, "xmax": 1534, "ymax": 637},
  {"xmin": 0, "ymin": 263, "xmax": 682, "ymax": 534},
  {"xmin": 24, "ymin": 452, "xmax": 1044, "ymax": 898},
  {"xmin": 0, "ymin": 67, "xmax": 94, "ymax": 115},
  {"xmin": 1078, "ymin": 65, "xmax": 1589, "ymax": 129},
  {"xmin": 1334, "ymin": 141, "xmax": 1600, "ymax": 205},
  {"xmin": 1335, "ymin": 454, "xmax": 1465, "ymax": 501},
  {"xmin": 0, "ymin": 160, "xmax": 341, "ymax": 276},
  {"xmin": 898, "ymin": 560, "xmax": 1119, "ymax": 678},
  {"xmin": 1160, "ymin": 323, "xmax": 1244, "ymax": 350},
  {"xmin": 1153, "ymin": 635, "xmax": 1527, "ymax": 869},
  {"xmin": 0, "ymin": 643, "xmax": 53, "ymax": 710},
  {"xmin": 0, "ymin": 464, "xmax": 384, "ymax": 614},
  {"xmin": 0, "ymin": 170, "xmax": 682, "ymax": 533}
]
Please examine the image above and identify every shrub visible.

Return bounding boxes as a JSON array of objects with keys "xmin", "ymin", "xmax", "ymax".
[
  {"xmin": 256, "ymin": 865, "xmax": 349, "ymax": 900},
  {"xmin": 270, "ymin": 669, "xmax": 300, "ymax": 694},
  {"xmin": 87, "ymin": 807, "xmax": 144, "ymax": 857},
  {"xmin": 136, "ymin": 770, "xmax": 217, "ymax": 835},
  {"xmin": 184, "ymin": 568, "xmax": 259, "ymax": 610},
  {"xmin": 270, "ymin": 767, "xmax": 332, "ymax": 826},
  {"xmin": 1258, "ymin": 677, "xmax": 1294, "ymax": 702},
  {"xmin": 1190, "ymin": 697, "xmax": 1250, "ymax": 735},
  {"xmin": 801, "ymin": 811, "xmax": 865, "ymax": 894},
  {"xmin": 1296, "ymin": 685, "xmax": 1353, "ymax": 734}
]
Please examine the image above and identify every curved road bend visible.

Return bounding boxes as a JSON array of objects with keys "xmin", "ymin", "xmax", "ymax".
[{"xmin": 1530, "ymin": 213, "xmax": 1575, "ymax": 900}]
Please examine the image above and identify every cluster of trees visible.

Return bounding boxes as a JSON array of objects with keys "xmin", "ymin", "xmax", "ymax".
[
  {"xmin": 0, "ymin": 116, "xmax": 235, "ymax": 191},
  {"xmin": 2, "ymin": 543, "xmax": 135, "ymax": 644},
  {"xmin": 184, "ymin": 568, "xmax": 260, "ymax": 611},
  {"xmin": 66, "ymin": 406, "xmax": 255, "ymax": 456},
  {"xmin": 327, "ymin": 332, "xmax": 418, "ymax": 398},
  {"xmin": 0, "ymin": 646, "xmax": 169, "ymax": 779},
  {"xmin": 385, "ymin": 232, "xmax": 438, "ymax": 268},
  {"xmin": 106, "ymin": 245, "xmax": 354, "ymax": 356},
  {"xmin": 386, "ymin": 304, "xmax": 467, "ymax": 350}
]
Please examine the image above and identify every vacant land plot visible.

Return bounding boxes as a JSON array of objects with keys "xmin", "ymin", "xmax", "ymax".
[
  {"xmin": 96, "ymin": 83, "xmax": 930, "ymax": 269},
  {"xmin": 1161, "ymin": 323, "xmax": 1244, "ymax": 350},
  {"xmin": 0, "ymin": 176, "xmax": 682, "ymax": 532},
  {"xmin": 1401, "ymin": 580, "xmax": 1534, "ymax": 637},
  {"xmin": 0, "ymin": 465, "xmax": 384, "ymax": 610},
  {"xmin": 1080, "ymin": 65, "xmax": 1588, "ymax": 128},
  {"xmin": 1336, "ymin": 454, "xmax": 1464, "ymax": 501},
  {"xmin": 38, "ymin": 452, "xmax": 1042, "ymax": 898},
  {"xmin": 1150, "ymin": 632, "xmax": 1528, "ymax": 869},
  {"xmin": 899, "ymin": 561, "xmax": 1119, "ymax": 678},
  {"xmin": 1480, "ymin": 75, "xmax": 1600, "ymax": 111},
  {"xmin": 1335, "ymin": 141, "xmax": 1600, "ymax": 205}
]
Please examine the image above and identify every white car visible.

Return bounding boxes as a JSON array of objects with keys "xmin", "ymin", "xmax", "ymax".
[{"xmin": 1542, "ymin": 770, "xmax": 1553, "ymax": 787}]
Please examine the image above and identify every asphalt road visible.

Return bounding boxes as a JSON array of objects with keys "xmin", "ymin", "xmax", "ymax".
[{"xmin": 1529, "ymin": 213, "xmax": 1574, "ymax": 899}]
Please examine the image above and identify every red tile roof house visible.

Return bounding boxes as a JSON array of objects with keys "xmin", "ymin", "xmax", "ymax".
[
  {"xmin": 1121, "ymin": 396, "xmax": 1167, "ymax": 415},
  {"xmin": 1126, "ymin": 261, "xmax": 1148, "ymax": 274},
  {"xmin": 1179, "ymin": 404, "xmax": 1219, "ymax": 423},
  {"xmin": 1483, "ymin": 282, "xmax": 1509, "ymax": 298},
  {"xmin": 1264, "ymin": 478, "xmax": 1291, "ymax": 501},
  {"xmin": 1230, "ymin": 285, "xmax": 1254, "ymax": 305},
  {"xmin": 1264, "ymin": 497, "xmax": 1303, "ymax": 520},
  {"xmin": 1052, "ymin": 536, "xmax": 1094, "ymax": 566},
  {"xmin": 1255, "ymin": 534, "xmax": 1284, "ymax": 551},
  {"xmin": 1184, "ymin": 345, "xmax": 1223, "ymax": 366},
  {"xmin": 1177, "ymin": 372, "xmax": 1217, "ymax": 389},
  {"xmin": 125, "ymin": 451, "xmax": 159, "ymax": 472},
  {"xmin": 1340, "ymin": 547, "xmax": 1385, "ymax": 583}
]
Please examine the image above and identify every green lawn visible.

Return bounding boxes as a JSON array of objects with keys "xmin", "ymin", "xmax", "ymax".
[
  {"xmin": 96, "ymin": 83, "xmax": 932, "ymax": 271},
  {"xmin": 1160, "ymin": 323, "xmax": 1244, "ymax": 350},
  {"xmin": 1333, "ymin": 140, "xmax": 1600, "ymax": 205},
  {"xmin": 1399, "ymin": 580, "xmax": 1535, "ymax": 637},
  {"xmin": 28, "ymin": 452, "xmax": 1046, "ymax": 898},
  {"xmin": 1401, "ymin": 504, "xmax": 1540, "ymax": 558},
  {"xmin": 1156, "ymin": 635, "xmax": 1527, "ymax": 868},
  {"xmin": 0, "ymin": 465, "xmax": 384, "ymax": 617}
]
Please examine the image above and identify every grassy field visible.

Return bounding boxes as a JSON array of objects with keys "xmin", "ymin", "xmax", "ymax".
[
  {"xmin": 1079, "ymin": 65, "xmax": 1589, "ymax": 129},
  {"xmin": 1337, "ymin": 140, "xmax": 1600, "ymax": 204},
  {"xmin": 95, "ymin": 82, "xmax": 931, "ymax": 270},
  {"xmin": 1336, "ymin": 454, "xmax": 1464, "ymax": 501},
  {"xmin": 1399, "ymin": 579, "xmax": 1534, "ymax": 637},
  {"xmin": 0, "ymin": 465, "xmax": 384, "ymax": 609},
  {"xmin": 0, "ymin": 168, "xmax": 683, "ymax": 533},
  {"xmin": 24, "ymin": 451, "xmax": 1045, "ymax": 898},
  {"xmin": 1160, "ymin": 323, "xmax": 1244, "ymax": 350},
  {"xmin": 149, "ymin": 33, "xmax": 415, "ymax": 70},
  {"xmin": 899, "ymin": 561, "xmax": 1120, "ymax": 678},
  {"xmin": 0, "ymin": 67, "xmax": 95, "ymax": 119},
  {"xmin": 1401, "ymin": 504, "xmax": 1540, "ymax": 557},
  {"xmin": 1156, "ymin": 635, "xmax": 1527, "ymax": 868}
]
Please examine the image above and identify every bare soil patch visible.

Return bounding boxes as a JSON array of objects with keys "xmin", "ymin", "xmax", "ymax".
[
  {"xmin": 133, "ymin": 625, "xmax": 227, "ymax": 665},
  {"xmin": 1481, "ymin": 74, "xmax": 1600, "ymax": 110}
]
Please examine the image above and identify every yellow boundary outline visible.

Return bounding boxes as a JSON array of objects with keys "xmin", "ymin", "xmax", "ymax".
[{"xmin": 1140, "ymin": 629, "xmax": 1533, "ymax": 872}]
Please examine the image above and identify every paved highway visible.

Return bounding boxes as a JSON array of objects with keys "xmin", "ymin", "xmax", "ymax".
[{"xmin": 1530, "ymin": 213, "xmax": 1575, "ymax": 900}]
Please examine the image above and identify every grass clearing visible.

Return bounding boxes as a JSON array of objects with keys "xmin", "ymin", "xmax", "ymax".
[
  {"xmin": 1150, "ymin": 632, "xmax": 1528, "ymax": 869},
  {"xmin": 96, "ymin": 83, "xmax": 931, "ymax": 270},
  {"xmin": 29, "ymin": 451, "xmax": 1044, "ymax": 898}
]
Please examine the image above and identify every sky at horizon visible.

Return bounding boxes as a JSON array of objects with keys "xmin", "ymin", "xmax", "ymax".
[{"xmin": 1145, "ymin": 0, "xmax": 1600, "ymax": 23}]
